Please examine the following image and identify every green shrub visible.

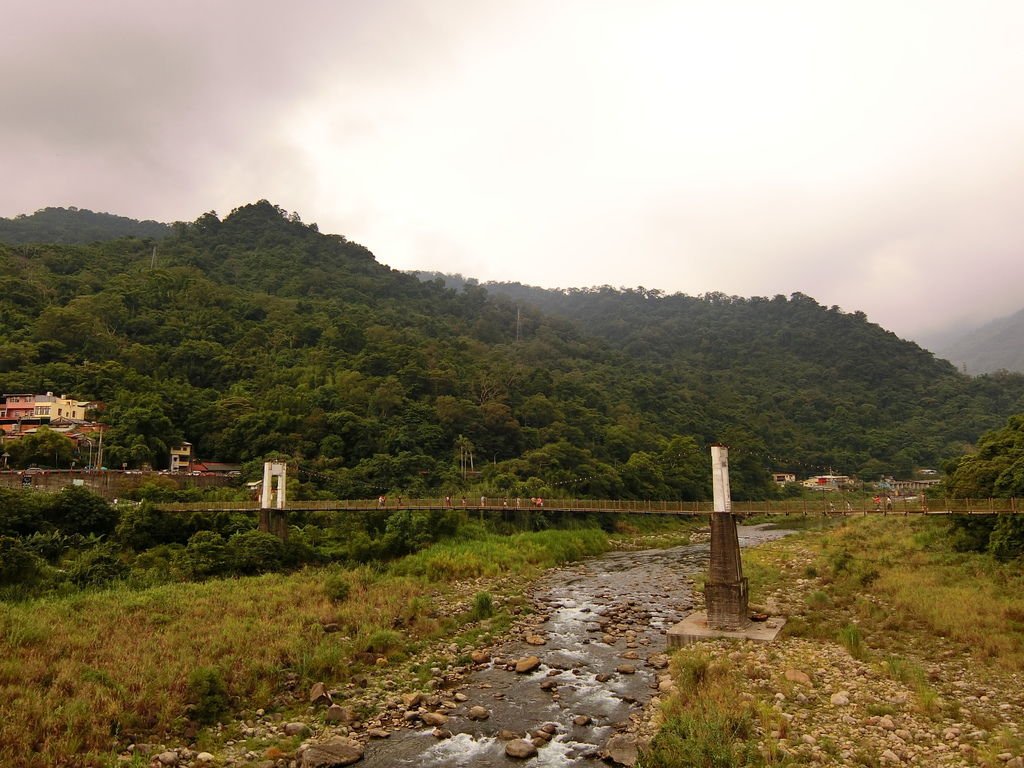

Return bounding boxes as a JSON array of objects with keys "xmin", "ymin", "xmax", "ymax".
[
  {"xmin": 115, "ymin": 501, "xmax": 190, "ymax": 551},
  {"xmin": 227, "ymin": 530, "xmax": 285, "ymax": 575},
  {"xmin": 470, "ymin": 591, "xmax": 494, "ymax": 621},
  {"xmin": 838, "ymin": 623, "xmax": 866, "ymax": 659},
  {"xmin": 0, "ymin": 488, "xmax": 44, "ymax": 536},
  {"xmin": 324, "ymin": 572, "xmax": 352, "ymax": 603},
  {"xmin": 186, "ymin": 667, "xmax": 230, "ymax": 724},
  {"xmin": 947, "ymin": 515, "xmax": 997, "ymax": 553},
  {"xmin": 66, "ymin": 543, "xmax": 130, "ymax": 587},
  {"xmin": 0, "ymin": 536, "xmax": 46, "ymax": 586},
  {"xmin": 989, "ymin": 515, "xmax": 1024, "ymax": 562},
  {"xmin": 178, "ymin": 531, "xmax": 229, "ymax": 579},
  {"xmin": 43, "ymin": 487, "xmax": 119, "ymax": 537}
]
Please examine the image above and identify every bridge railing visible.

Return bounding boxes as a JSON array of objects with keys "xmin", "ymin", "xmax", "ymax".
[{"xmin": 154, "ymin": 496, "xmax": 1020, "ymax": 515}]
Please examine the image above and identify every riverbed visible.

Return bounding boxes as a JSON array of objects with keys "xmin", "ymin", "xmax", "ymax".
[{"xmin": 359, "ymin": 525, "xmax": 790, "ymax": 766}]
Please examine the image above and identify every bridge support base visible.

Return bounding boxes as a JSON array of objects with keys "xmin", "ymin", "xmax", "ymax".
[
  {"xmin": 258, "ymin": 509, "xmax": 289, "ymax": 540},
  {"xmin": 667, "ymin": 612, "xmax": 786, "ymax": 647}
]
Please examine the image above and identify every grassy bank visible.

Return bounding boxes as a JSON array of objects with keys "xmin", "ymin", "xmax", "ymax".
[
  {"xmin": 642, "ymin": 515, "xmax": 1024, "ymax": 767},
  {"xmin": 0, "ymin": 516, "xmax": 699, "ymax": 768}
]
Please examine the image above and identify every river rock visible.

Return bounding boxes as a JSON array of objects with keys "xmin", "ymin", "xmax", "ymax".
[
  {"xmin": 830, "ymin": 691, "xmax": 851, "ymax": 706},
  {"xmin": 467, "ymin": 706, "xmax": 490, "ymax": 721},
  {"xmin": 603, "ymin": 733, "xmax": 639, "ymax": 766},
  {"xmin": 401, "ymin": 692, "xmax": 424, "ymax": 708},
  {"xmin": 421, "ymin": 712, "xmax": 449, "ymax": 726},
  {"xmin": 432, "ymin": 728, "xmax": 452, "ymax": 739},
  {"xmin": 526, "ymin": 634, "xmax": 546, "ymax": 645},
  {"xmin": 301, "ymin": 738, "xmax": 364, "ymax": 767},
  {"xmin": 285, "ymin": 722, "xmax": 312, "ymax": 737},
  {"xmin": 616, "ymin": 664, "xmax": 637, "ymax": 675},
  {"xmin": 573, "ymin": 714, "xmax": 592, "ymax": 726},
  {"xmin": 785, "ymin": 668, "xmax": 811, "ymax": 685},
  {"xmin": 155, "ymin": 752, "xmax": 179, "ymax": 766},
  {"xmin": 505, "ymin": 739, "xmax": 538, "ymax": 759},
  {"xmin": 195, "ymin": 753, "xmax": 215, "ymax": 764},
  {"xmin": 470, "ymin": 650, "xmax": 491, "ymax": 664},
  {"xmin": 515, "ymin": 656, "xmax": 541, "ymax": 673},
  {"xmin": 325, "ymin": 705, "xmax": 354, "ymax": 724},
  {"xmin": 309, "ymin": 682, "xmax": 331, "ymax": 706}
]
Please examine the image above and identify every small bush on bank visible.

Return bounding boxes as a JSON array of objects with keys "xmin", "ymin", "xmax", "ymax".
[
  {"xmin": 470, "ymin": 591, "xmax": 494, "ymax": 620},
  {"xmin": 323, "ymin": 572, "xmax": 352, "ymax": 603},
  {"xmin": 187, "ymin": 666, "xmax": 230, "ymax": 725}
]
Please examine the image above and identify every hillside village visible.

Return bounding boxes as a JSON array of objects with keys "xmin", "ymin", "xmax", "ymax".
[{"xmin": 0, "ymin": 392, "xmax": 237, "ymax": 475}]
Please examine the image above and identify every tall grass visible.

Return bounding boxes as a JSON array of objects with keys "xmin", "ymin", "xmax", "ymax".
[
  {"xmin": 641, "ymin": 651, "xmax": 764, "ymax": 768},
  {"xmin": 0, "ymin": 526, "xmax": 614, "ymax": 767}
]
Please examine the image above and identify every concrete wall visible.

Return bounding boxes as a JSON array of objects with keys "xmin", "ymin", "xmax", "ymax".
[{"xmin": 0, "ymin": 470, "xmax": 235, "ymax": 500}]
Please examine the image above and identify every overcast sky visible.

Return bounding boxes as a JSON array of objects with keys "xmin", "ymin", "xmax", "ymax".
[{"xmin": 3, "ymin": 1, "xmax": 1022, "ymax": 344}]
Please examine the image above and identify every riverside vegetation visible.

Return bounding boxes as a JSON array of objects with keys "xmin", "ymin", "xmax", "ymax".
[
  {"xmin": 642, "ymin": 515, "xmax": 1024, "ymax": 767},
  {"xmin": 0, "ymin": 492, "xmax": 697, "ymax": 768}
]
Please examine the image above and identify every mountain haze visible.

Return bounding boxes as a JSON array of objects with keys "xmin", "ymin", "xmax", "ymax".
[{"xmin": 933, "ymin": 308, "xmax": 1024, "ymax": 375}]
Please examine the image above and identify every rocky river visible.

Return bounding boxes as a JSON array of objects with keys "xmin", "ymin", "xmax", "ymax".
[{"xmin": 354, "ymin": 525, "xmax": 791, "ymax": 767}]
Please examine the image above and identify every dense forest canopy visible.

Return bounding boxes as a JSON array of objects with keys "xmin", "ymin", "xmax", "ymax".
[
  {"xmin": 2, "ymin": 200, "xmax": 1023, "ymax": 500},
  {"xmin": 0, "ymin": 206, "xmax": 172, "ymax": 244}
]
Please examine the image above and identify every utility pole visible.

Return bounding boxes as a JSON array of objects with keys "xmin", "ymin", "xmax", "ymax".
[{"xmin": 150, "ymin": 245, "xmax": 157, "ymax": 269}]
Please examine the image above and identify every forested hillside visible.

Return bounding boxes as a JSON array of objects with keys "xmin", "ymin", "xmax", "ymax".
[
  {"xmin": 0, "ymin": 206, "xmax": 172, "ymax": 244},
  {"xmin": 3, "ymin": 201, "xmax": 1023, "ymax": 501}
]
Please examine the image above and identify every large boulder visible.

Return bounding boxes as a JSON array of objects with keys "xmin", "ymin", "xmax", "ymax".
[{"xmin": 301, "ymin": 738, "xmax": 364, "ymax": 767}]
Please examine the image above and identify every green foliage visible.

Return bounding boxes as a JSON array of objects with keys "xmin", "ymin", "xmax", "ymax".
[
  {"xmin": 0, "ymin": 206, "xmax": 171, "ymax": 244},
  {"xmin": 989, "ymin": 515, "xmax": 1024, "ymax": 562},
  {"xmin": 323, "ymin": 571, "xmax": 352, "ymax": 603},
  {"xmin": 0, "ymin": 536, "xmax": 45, "ymax": 586},
  {"xmin": 186, "ymin": 666, "xmax": 230, "ymax": 725},
  {"xmin": 0, "ymin": 488, "xmax": 44, "ymax": 536},
  {"xmin": 947, "ymin": 515, "xmax": 997, "ymax": 553},
  {"xmin": 115, "ymin": 501, "xmax": 190, "ymax": 550},
  {"xmin": 838, "ymin": 623, "xmax": 867, "ymax": 659},
  {"xmin": 470, "ymin": 591, "xmax": 494, "ymax": 621},
  {"xmin": 44, "ymin": 487, "xmax": 119, "ymax": 537},
  {"xmin": 6, "ymin": 427, "xmax": 75, "ymax": 469},
  {"xmin": 3, "ymin": 200, "xmax": 1023, "ymax": 503},
  {"xmin": 178, "ymin": 531, "xmax": 230, "ymax": 579},
  {"xmin": 66, "ymin": 543, "xmax": 130, "ymax": 587},
  {"xmin": 227, "ymin": 530, "xmax": 285, "ymax": 575},
  {"xmin": 947, "ymin": 414, "xmax": 1024, "ymax": 498}
]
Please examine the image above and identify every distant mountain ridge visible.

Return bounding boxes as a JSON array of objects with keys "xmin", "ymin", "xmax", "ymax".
[
  {"xmin": 935, "ymin": 308, "xmax": 1024, "ymax": 374},
  {"xmin": 0, "ymin": 206, "xmax": 172, "ymax": 244}
]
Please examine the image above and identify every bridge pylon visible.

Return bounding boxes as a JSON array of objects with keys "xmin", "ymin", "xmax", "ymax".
[
  {"xmin": 668, "ymin": 444, "xmax": 785, "ymax": 646},
  {"xmin": 258, "ymin": 461, "xmax": 289, "ymax": 540}
]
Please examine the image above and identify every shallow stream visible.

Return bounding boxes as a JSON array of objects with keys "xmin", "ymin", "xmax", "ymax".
[{"xmin": 360, "ymin": 525, "xmax": 789, "ymax": 766}]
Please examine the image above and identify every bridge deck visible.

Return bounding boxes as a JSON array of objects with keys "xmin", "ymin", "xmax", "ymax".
[{"xmin": 153, "ymin": 498, "xmax": 1020, "ymax": 515}]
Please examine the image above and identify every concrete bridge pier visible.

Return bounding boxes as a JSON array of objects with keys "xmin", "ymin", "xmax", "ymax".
[
  {"xmin": 258, "ymin": 508, "xmax": 289, "ymax": 540},
  {"xmin": 668, "ymin": 444, "xmax": 785, "ymax": 646}
]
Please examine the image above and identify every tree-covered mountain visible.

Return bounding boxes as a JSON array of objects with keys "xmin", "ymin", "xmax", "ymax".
[
  {"xmin": 933, "ymin": 307, "xmax": 1024, "ymax": 375},
  {"xmin": 3, "ymin": 201, "xmax": 1023, "ymax": 501},
  {"xmin": 0, "ymin": 206, "xmax": 172, "ymax": 244}
]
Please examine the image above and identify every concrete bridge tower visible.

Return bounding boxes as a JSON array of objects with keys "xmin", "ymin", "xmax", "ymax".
[
  {"xmin": 706, "ymin": 444, "xmax": 750, "ymax": 630},
  {"xmin": 258, "ymin": 461, "xmax": 289, "ymax": 539}
]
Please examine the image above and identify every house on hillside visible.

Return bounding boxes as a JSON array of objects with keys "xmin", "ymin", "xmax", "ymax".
[{"xmin": 170, "ymin": 443, "xmax": 193, "ymax": 473}]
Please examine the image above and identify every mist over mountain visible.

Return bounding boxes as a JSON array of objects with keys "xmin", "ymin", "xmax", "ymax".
[{"xmin": 928, "ymin": 308, "xmax": 1024, "ymax": 375}]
